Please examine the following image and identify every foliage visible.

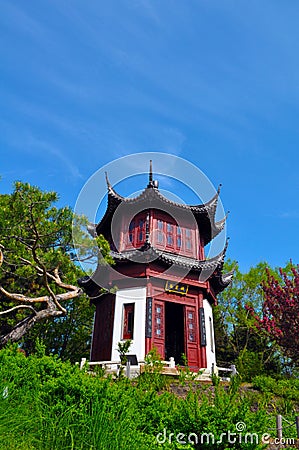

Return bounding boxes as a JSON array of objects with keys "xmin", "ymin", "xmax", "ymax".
[
  {"xmin": 117, "ymin": 339, "xmax": 132, "ymax": 364},
  {"xmin": 252, "ymin": 375, "xmax": 299, "ymax": 401},
  {"xmin": 215, "ymin": 260, "xmax": 283, "ymax": 380},
  {"xmin": 235, "ymin": 350, "xmax": 264, "ymax": 382},
  {"xmin": 177, "ymin": 354, "xmax": 199, "ymax": 385},
  {"xmin": 213, "ymin": 304, "xmax": 235, "ymax": 368},
  {"xmin": 139, "ymin": 347, "xmax": 168, "ymax": 391},
  {"xmin": 250, "ymin": 264, "xmax": 299, "ymax": 368},
  {"xmin": 144, "ymin": 346, "xmax": 164, "ymax": 372},
  {"xmin": 1, "ymin": 346, "xmax": 290, "ymax": 449},
  {"xmin": 252, "ymin": 375, "xmax": 299, "ymax": 418},
  {"xmin": 0, "ymin": 181, "xmax": 105, "ymax": 361}
]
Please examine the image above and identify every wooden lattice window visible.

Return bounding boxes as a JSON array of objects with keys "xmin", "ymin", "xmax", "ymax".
[
  {"xmin": 176, "ymin": 226, "xmax": 182, "ymax": 249},
  {"xmin": 127, "ymin": 215, "xmax": 146, "ymax": 248},
  {"xmin": 166, "ymin": 223, "xmax": 174, "ymax": 248},
  {"xmin": 154, "ymin": 302, "xmax": 164, "ymax": 338},
  {"xmin": 153, "ymin": 216, "xmax": 196, "ymax": 256},
  {"xmin": 185, "ymin": 228, "xmax": 192, "ymax": 251},
  {"xmin": 123, "ymin": 303, "xmax": 135, "ymax": 340},
  {"xmin": 186, "ymin": 307, "xmax": 197, "ymax": 343}
]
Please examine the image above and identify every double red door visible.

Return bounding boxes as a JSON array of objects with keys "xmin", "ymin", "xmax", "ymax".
[{"xmin": 152, "ymin": 300, "xmax": 201, "ymax": 369}]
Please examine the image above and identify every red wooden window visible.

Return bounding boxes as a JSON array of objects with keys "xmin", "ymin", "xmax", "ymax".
[
  {"xmin": 138, "ymin": 218, "xmax": 145, "ymax": 244},
  {"xmin": 128, "ymin": 221, "xmax": 134, "ymax": 244},
  {"xmin": 154, "ymin": 302, "xmax": 164, "ymax": 339},
  {"xmin": 153, "ymin": 216, "xmax": 196, "ymax": 257},
  {"xmin": 166, "ymin": 223, "xmax": 174, "ymax": 248},
  {"xmin": 186, "ymin": 307, "xmax": 197, "ymax": 343},
  {"xmin": 157, "ymin": 219, "xmax": 164, "ymax": 245},
  {"xmin": 127, "ymin": 215, "xmax": 146, "ymax": 248},
  {"xmin": 176, "ymin": 226, "xmax": 182, "ymax": 249},
  {"xmin": 123, "ymin": 303, "xmax": 135, "ymax": 340},
  {"xmin": 185, "ymin": 228, "xmax": 192, "ymax": 252}
]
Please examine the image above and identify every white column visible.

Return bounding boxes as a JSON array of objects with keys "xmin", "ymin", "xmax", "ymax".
[
  {"xmin": 203, "ymin": 299, "xmax": 216, "ymax": 370},
  {"xmin": 111, "ymin": 287, "xmax": 147, "ymax": 362}
]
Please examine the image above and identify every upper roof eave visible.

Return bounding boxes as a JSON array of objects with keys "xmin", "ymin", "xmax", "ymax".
[
  {"xmin": 96, "ymin": 173, "xmax": 227, "ymax": 247},
  {"xmin": 105, "ymin": 172, "xmax": 222, "ymax": 213},
  {"xmin": 110, "ymin": 239, "xmax": 229, "ymax": 272}
]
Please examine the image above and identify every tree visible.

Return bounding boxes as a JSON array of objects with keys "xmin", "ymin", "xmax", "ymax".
[
  {"xmin": 215, "ymin": 260, "xmax": 282, "ymax": 378},
  {"xmin": 0, "ymin": 181, "xmax": 100, "ymax": 359},
  {"xmin": 251, "ymin": 264, "xmax": 299, "ymax": 369}
]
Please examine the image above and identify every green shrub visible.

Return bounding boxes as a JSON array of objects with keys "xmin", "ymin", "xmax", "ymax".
[
  {"xmin": 252, "ymin": 375, "xmax": 299, "ymax": 401},
  {"xmin": 236, "ymin": 350, "xmax": 264, "ymax": 381},
  {"xmin": 1, "ymin": 346, "xmax": 297, "ymax": 449}
]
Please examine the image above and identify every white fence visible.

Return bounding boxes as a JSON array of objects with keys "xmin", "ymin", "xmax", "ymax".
[{"xmin": 79, "ymin": 357, "xmax": 237, "ymax": 380}]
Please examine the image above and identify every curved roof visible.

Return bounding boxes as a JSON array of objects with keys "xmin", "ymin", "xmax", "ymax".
[
  {"xmin": 109, "ymin": 239, "xmax": 232, "ymax": 293},
  {"xmin": 96, "ymin": 171, "xmax": 228, "ymax": 246},
  {"xmin": 106, "ymin": 171, "xmax": 221, "ymax": 214},
  {"xmin": 110, "ymin": 241, "xmax": 227, "ymax": 271}
]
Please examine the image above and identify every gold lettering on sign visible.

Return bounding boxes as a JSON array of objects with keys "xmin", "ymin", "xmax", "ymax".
[{"xmin": 165, "ymin": 281, "xmax": 188, "ymax": 295}]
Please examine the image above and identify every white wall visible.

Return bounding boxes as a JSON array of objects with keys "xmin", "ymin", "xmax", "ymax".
[
  {"xmin": 203, "ymin": 299, "xmax": 216, "ymax": 371},
  {"xmin": 111, "ymin": 287, "xmax": 147, "ymax": 363}
]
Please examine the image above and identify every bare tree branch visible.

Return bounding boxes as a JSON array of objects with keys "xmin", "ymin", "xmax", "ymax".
[
  {"xmin": 0, "ymin": 308, "xmax": 63, "ymax": 348},
  {"xmin": 19, "ymin": 258, "xmax": 81, "ymax": 295},
  {"xmin": 0, "ymin": 305, "xmax": 37, "ymax": 316},
  {"xmin": 0, "ymin": 286, "xmax": 48, "ymax": 303},
  {"xmin": 0, "ymin": 246, "xmax": 83, "ymax": 347}
]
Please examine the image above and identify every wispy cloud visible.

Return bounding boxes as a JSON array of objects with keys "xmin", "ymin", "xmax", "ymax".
[
  {"xmin": 133, "ymin": 0, "xmax": 162, "ymax": 26},
  {"xmin": 0, "ymin": 121, "xmax": 82, "ymax": 180},
  {"xmin": 0, "ymin": 2, "xmax": 46, "ymax": 38},
  {"xmin": 26, "ymin": 136, "xmax": 83, "ymax": 180},
  {"xmin": 277, "ymin": 211, "xmax": 299, "ymax": 219},
  {"xmin": 162, "ymin": 127, "xmax": 185, "ymax": 156},
  {"xmin": 0, "ymin": 92, "xmax": 95, "ymax": 141}
]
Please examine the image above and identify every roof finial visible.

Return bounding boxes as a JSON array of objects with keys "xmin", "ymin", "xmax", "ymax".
[
  {"xmin": 149, "ymin": 160, "xmax": 153, "ymax": 184},
  {"xmin": 147, "ymin": 160, "xmax": 159, "ymax": 188},
  {"xmin": 147, "ymin": 160, "xmax": 153, "ymax": 187}
]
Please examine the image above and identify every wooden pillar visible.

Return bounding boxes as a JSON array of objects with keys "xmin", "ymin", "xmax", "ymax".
[{"xmin": 276, "ymin": 415, "xmax": 282, "ymax": 440}]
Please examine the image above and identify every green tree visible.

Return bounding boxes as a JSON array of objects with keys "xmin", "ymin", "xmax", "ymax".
[
  {"xmin": 215, "ymin": 260, "xmax": 282, "ymax": 379},
  {"xmin": 251, "ymin": 263, "xmax": 299, "ymax": 370},
  {"xmin": 0, "ymin": 181, "xmax": 107, "ymax": 361}
]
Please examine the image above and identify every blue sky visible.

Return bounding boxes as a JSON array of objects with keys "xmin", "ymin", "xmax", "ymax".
[{"xmin": 1, "ymin": 0, "xmax": 299, "ymax": 272}]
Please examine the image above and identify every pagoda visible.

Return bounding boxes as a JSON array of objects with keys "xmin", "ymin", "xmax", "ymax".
[{"xmin": 79, "ymin": 162, "xmax": 233, "ymax": 371}]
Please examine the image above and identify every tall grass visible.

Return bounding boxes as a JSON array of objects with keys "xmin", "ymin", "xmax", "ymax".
[{"xmin": 1, "ymin": 346, "xmax": 296, "ymax": 449}]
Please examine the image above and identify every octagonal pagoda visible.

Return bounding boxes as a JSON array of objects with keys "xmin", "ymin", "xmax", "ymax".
[{"xmin": 79, "ymin": 162, "xmax": 233, "ymax": 371}]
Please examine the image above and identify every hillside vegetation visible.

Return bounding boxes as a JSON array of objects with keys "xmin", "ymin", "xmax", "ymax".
[{"xmin": 1, "ymin": 346, "xmax": 298, "ymax": 450}]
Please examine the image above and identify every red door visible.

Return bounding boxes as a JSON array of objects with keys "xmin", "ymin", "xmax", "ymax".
[
  {"xmin": 185, "ymin": 306, "xmax": 200, "ymax": 370},
  {"xmin": 152, "ymin": 301, "xmax": 165, "ymax": 359}
]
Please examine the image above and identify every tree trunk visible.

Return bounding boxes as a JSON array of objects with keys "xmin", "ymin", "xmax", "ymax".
[{"xmin": 0, "ymin": 308, "xmax": 64, "ymax": 348}]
